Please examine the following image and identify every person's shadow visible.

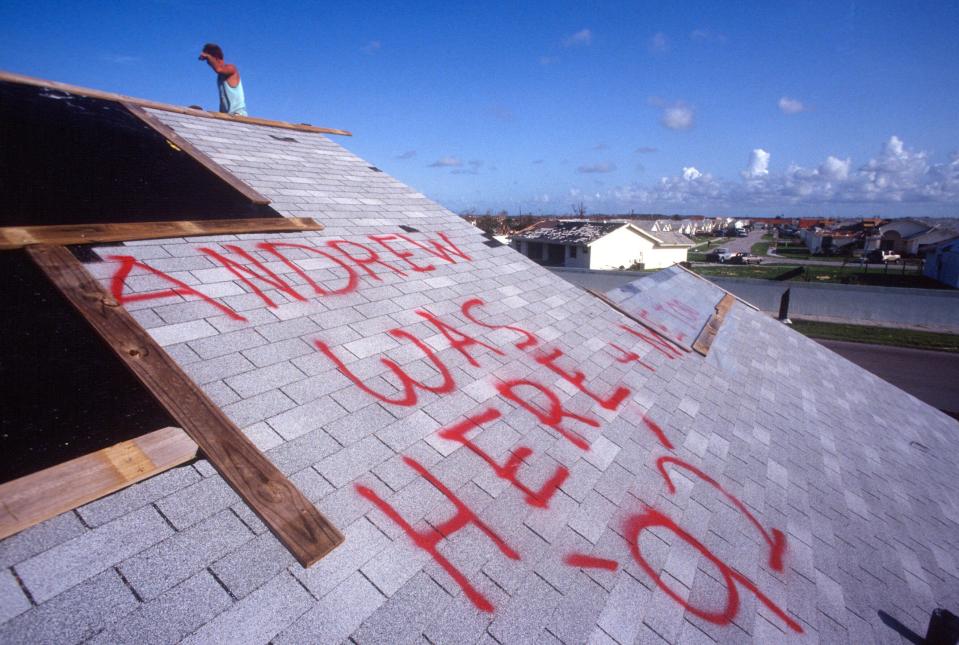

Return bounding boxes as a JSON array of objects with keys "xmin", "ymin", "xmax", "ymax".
[{"xmin": 879, "ymin": 609, "xmax": 959, "ymax": 645}]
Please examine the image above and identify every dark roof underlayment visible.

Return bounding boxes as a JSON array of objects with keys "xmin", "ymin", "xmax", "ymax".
[
  {"xmin": 1, "ymin": 78, "xmax": 958, "ymax": 644},
  {"xmin": 0, "ymin": 80, "xmax": 278, "ymax": 226}
]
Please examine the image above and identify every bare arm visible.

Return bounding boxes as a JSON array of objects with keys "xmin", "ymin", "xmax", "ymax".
[{"xmin": 200, "ymin": 54, "xmax": 236, "ymax": 76}]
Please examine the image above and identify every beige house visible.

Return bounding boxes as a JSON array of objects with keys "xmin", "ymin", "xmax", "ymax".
[{"xmin": 510, "ymin": 220, "xmax": 693, "ymax": 270}]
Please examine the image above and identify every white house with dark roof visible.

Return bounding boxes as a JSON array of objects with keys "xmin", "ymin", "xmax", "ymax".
[
  {"xmin": 1, "ymin": 71, "xmax": 958, "ymax": 645},
  {"xmin": 511, "ymin": 220, "xmax": 693, "ymax": 270}
]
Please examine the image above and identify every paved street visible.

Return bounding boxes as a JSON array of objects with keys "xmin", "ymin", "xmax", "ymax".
[{"xmin": 818, "ymin": 340, "xmax": 959, "ymax": 415}]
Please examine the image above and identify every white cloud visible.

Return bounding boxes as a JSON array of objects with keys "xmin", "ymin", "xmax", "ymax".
[
  {"xmin": 361, "ymin": 40, "xmax": 381, "ymax": 54},
  {"xmin": 563, "ymin": 29, "xmax": 592, "ymax": 47},
  {"xmin": 578, "ymin": 162, "xmax": 617, "ymax": 174},
  {"xmin": 577, "ymin": 136, "xmax": 959, "ymax": 212},
  {"xmin": 539, "ymin": 55, "xmax": 559, "ymax": 65},
  {"xmin": 429, "ymin": 156, "xmax": 463, "ymax": 168},
  {"xmin": 742, "ymin": 148, "xmax": 770, "ymax": 178},
  {"xmin": 820, "ymin": 155, "xmax": 850, "ymax": 181},
  {"xmin": 395, "ymin": 150, "xmax": 416, "ymax": 160},
  {"xmin": 778, "ymin": 96, "xmax": 807, "ymax": 114},
  {"xmin": 635, "ymin": 146, "xmax": 658, "ymax": 154},
  {"xmin": 648, "ymin": 32, "xmax": 670, "ymax": 53},
  {"xmin": 652, "ymin": 99, "xmax": 694, "ymax": 131}
]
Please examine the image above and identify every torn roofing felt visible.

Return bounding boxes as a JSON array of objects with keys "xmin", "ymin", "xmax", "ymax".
[
  {"xmin": 0, "ymin": 248, "xmax": 176, "ymax": 483},
  {"xmin": 2, "ymin": 78, "xmax": 958, "ymax": 645},
  {"xmin": 0, "ymin": 80, "xmax": 278, "ymax": 226}
]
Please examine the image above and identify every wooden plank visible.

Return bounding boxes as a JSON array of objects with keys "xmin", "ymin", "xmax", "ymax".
[
  {"xmin": 0, "ymin": 69, "xmax": 351, "ymax": 136},
  {"xmin": 26, "ymin": 245, "xmax": 344, "ymax": 566},
  {"xmin": 0, "ymin": 427, "xmax": 197, "ymax": 540},
  {"xmin": 0, "ymin": 217, "xmax": 324, "ymax": 250},
  {"xmin": 692, "ymin": 294, "xmax": 736, "ymax": 356},
  {"xmin": 123, "ymin": 102, "xmax": 271, "ymax": 205},
  {"xmin": 585, "ymin": 288, "xmax": 689, "ymax": 353}
]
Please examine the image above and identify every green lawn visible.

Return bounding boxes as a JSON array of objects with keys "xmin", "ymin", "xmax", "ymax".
[
  {"xmin": 774, "ymin": 246, "xmax": 811, "ymax": 257},
  {"xmin": 791, "ymin": 320, "xmax": 959, "ymax": 353},
  {"xmin": 750, "ymin": 241, "xmax": 770, "ymax": 256}
]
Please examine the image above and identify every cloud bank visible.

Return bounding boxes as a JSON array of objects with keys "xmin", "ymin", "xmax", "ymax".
[{"xmin": 589, "ymin": 136, "xmax": 959, "ymax": 211}]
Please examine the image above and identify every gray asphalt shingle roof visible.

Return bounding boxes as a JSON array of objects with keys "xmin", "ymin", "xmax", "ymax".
[{"xmin": 1, "ymin": 106, "xmax": 957, "ymax": 644}]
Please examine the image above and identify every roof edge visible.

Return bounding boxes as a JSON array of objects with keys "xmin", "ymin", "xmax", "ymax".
[{"xmin": 0, "ymin": 69, "xmax": 352, "ymax": 137}]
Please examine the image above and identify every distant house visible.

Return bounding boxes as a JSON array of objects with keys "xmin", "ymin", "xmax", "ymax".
[
  {"xmin": 865, "ymin": 219, "xmax": 958, "ymax": 256},
  {"xmin": 923, "ymin": 236, "xmax": 959, "ymax": 288},
  {"xmin": 510, "ymin": 220, "xmax": 693, "ymax": 270}
]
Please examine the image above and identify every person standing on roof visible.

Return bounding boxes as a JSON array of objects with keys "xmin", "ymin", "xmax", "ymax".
[{"xmin": 198, "ymin": 43, "xmax": 247, "ymax": 116}]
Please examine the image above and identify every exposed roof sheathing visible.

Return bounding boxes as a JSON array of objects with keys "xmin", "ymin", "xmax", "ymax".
[
  {"xmin": 2, "ymin": 93, "xmax": 958, "ymax": 645},
  {"xmin": 512, "ymin": 221, "xmax": 624, "ymax": 245}
]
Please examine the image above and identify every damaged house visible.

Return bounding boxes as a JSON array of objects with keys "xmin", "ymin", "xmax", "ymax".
[{"xmin": 0, "ymin": 71, "xmax": 957, "ymax": 644}]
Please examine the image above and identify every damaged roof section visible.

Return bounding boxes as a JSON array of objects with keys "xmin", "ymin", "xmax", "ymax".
[
  {"xmin": 1, "ymin": 72, "xmax": 957, "ymax": 645},
  {"xmin": 512, "ymin": 220, "xmax": 694, "ymax": 247},
  {"xmin": 0, "ymin": 79, "xmax": 278, "ymax": 226}
]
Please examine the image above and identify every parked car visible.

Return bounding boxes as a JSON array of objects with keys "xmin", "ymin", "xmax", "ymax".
[
  {"xmin": 705, "ymin": 247, "xmax": 734, "ymax": 263},
  {"xmin": 727, "ymin": 252, "xmax": 763, "ymax": 265},
  {"xmin": 864, "ymin": 249, "xmax": 901, "ymax": 263}
]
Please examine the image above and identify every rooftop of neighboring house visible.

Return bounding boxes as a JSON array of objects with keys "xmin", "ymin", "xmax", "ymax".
[{"xmin": 1, "ymin": 71, "xmax": 957, "ymax": 645}]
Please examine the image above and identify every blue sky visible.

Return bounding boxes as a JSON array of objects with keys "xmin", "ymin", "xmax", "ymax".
[{"xmin": 2, "ymin": 0, "xmax": 957, "ymax": 217}]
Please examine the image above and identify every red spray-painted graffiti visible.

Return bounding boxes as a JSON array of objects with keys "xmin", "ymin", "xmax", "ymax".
[
  {"xmin": 496, "ymin": 379, "xmax": 599, "ymax": 451},
  {"xmin": 313, "ymin": 329, "xmax": 455, "ymax": 407},
  {"xmin": 437, "ymin": 408, "xmax": 569, "ymax": 508},
  {"xmin": 109, "ymin": 232, "xmax": 802, "ymax": 628},
  {"xmin": 355, "ymin": 456, "xmax": 518, "ymax": 613},
  {"xmin": 655, "ymin": 456, "xmax": 786, "ymax": 572},
  {"xmin": 625, "ymin": 507, "xmax": 802, "ymax": 633},
  {"xmin": 323, "ymin": 296, "xmax": 801, "ymax": 628},
  {"xmin": 107, "ymin": 231, "xmax": 472, "ymax": 322},
  {"xmin": 108, "ymin": 255, "xmax": 244, "ymax": 321},
  {"xmin": 564, "ymin": 504, "xmax": 800, "ymax": 633},
  {"xmin": 533, "ymin": 347, "xmax": 630, "ymax": 411}
]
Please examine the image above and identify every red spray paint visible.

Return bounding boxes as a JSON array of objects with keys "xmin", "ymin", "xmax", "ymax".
[
  {"xmin": 496, "ymin": 379, "xmax": 599, "ymax": 450},
  {"xmin": 394, "ymin": 231, "xmax": 471, "ymax": 264},
  {"xmin": 314, "ymin": 329, "xmax": 455, "ymax": 406},
  {"xmin": 461, "ymin": 298, "xmax": 539, "ymax": 350},
  {"xmin": 563, "ymin": 553, "xmax": 619, "ymax": 571},
  {"xmin": 438, "ymin": 408, "xmax": 569, "ymax": 508},
  {"xmin": 199, "ymin": 244, "xmax": 307, "ymax": 308},
  {"xmin": 533, "ymin": 347, "xmax": 631, "ymax": 411},
  {"xmin": 624, "ymin": 506, "xmax": 802, "ymax": 633},
  {"xmin": 416, "ymin": 309, "xmax": 506, "ymax": 367},
  {"xmin": 655, "ymin": 456, "xmax": 786, "ymax": 572},
  {"xmin": 325, "ymin": 239, "xmax": 407, "ymax": 279},
  {"xmin": 608, "ymin": 342, "xmax": 656, "ymax": 372},
  {"xmin": 107, "ymin": 255, "xmax": 246, "ymax": 321},
  {"xmin": 368, "ymin": 234, "xmax": 436, "ymax": 273},
  {"xmin": 256, "ymin": 241, "xmax": 360, "ymax": 296},
  {"xmin": 355, "ymin": 456, "xmax": 519, "ymax": 612},
  {"xmin": 619, "ymin": 324, "xmax": 683, "ymax": 360}
]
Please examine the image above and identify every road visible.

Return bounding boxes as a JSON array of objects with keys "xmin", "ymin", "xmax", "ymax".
[{"xmin": 817, "ymin": 340, "xmax": 959, "ymax": 416}]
